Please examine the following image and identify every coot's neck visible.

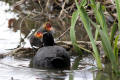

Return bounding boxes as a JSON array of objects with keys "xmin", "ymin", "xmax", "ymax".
[{"xmin": 43, "ymin": 32, "xmax": 54, "ymax": 46}]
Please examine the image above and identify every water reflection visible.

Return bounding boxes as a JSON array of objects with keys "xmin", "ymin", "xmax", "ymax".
[
  {"xmin": 0, "ymin": 65, "xmax": 68, "ymax": 80},
  {"xmin": 0, "ymin": 56, "xmax": 68, "ymax": 80}
]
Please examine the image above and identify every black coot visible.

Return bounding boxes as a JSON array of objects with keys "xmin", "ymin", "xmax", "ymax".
[{"xmin": 30, "ymin": 32, "xmax": 70, "ymax": 69}]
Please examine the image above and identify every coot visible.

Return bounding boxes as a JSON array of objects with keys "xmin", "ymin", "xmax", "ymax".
[
  {"xmin": 29, "ymin": 22, "xmax": 54, "ymax": 48},
  {"xmin": 30, "ymin": 32, "xmax": 70, "ymax": 69}
]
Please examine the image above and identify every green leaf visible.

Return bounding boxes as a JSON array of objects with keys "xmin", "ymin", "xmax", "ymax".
[
  {"xmin": 70, "ymin": 10, "xmax": 82, "ymax": 54},
  {"xmin": 114, "ymin": 34, "xmax": 120, "ymax": 64},
  {"xmin": 97, "ymin": 28, "xmax": 118, "ymax": 73},
  {"xmin": 115, "ymin": 0, "xmax": 120, "ymax": 31},
  {"xmin": 96, "ymin": 3, "xmax": 108, "ymax": 37},
  {"xmin": 79, "ymin": 0, "xmax": 87, "ymax": 7},
  {"xmin": 70, "ymin": 10, "xmax": 79, "ymax": 43},
  {"xmin": 110, "ymin": 23, "xmax": 118, "ymax": 45},
  {"xmin": 75, "ymin": 0, "xmax": 102, "ymax": 70}
]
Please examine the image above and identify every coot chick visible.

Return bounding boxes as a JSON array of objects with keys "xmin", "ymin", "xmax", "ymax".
[
  {"xmin": 29, "ymin": 31, "xmax": 43, "ymax": 48},
  {"xmin": 29, "ymin": 22, "xmax": 54, "ymax": 48},
  {"xmin": 30, "ymin": 32, "xmax": 70, "ymax": 70}
]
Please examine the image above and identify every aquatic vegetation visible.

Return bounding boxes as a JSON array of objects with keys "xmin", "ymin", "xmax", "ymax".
[{"xmin": 70, "ymin": 0, "xmax": 120, "ymax": 74}]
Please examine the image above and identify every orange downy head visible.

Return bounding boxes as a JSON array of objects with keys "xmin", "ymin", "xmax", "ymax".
[
  {"xmin": 44, "ymin": 22, "xmax": 53, "ymax": 31},
  {"xmin": 34, "ymin": 32, "xmax": 43, "ymax": 38}
]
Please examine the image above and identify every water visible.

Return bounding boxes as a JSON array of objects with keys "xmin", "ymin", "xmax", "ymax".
[
  {"xmin": 0, "ymin": 1, "xmax": 19, "ymax": 53},
  {"xmin": 0, "ymin": 56, "xmax": 94, "ymax": 80},
  {"xmin": 0, "ymin": 1, "xmax": 119, "ymax": 80}
]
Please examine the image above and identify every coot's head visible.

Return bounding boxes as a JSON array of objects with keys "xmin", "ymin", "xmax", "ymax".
[
  {"xmin": 43, "ymin": 32, "xmax": 54, "ymax": 46},
  {"xmin": 43, "ymin": 22, "xmax": 54, "ymax": 33},
  {"xmin": 34, "ymin": 31, "xmax": 43, "ymax": 38}
]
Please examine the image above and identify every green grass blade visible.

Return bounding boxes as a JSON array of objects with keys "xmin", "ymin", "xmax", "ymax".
[
  {"xmin": 115, "ymin": 0, "xmax": 120, "ymax": 31},
  {"xmin": 70, "ymin": 10, "xmax": 79, "ymax": 43},
  {"xmin": 95, "ymin": 25, "xmax": 100, "ymax": 40},
  {"xmin": 90, "ymin": 1, "xmax": 109, "ymax": 37},
  {"xmin": 90, "ymin": 19, "xmax": 109, "ymax": 57},
  {"xmin": 70, "ymin": 10, "xmax": 82, "ymax": 54},
  {"xmin": 114, "ymin": 34, "xmax": 120, "ymax": 64},
  {"xmin": 89, "ymin": 19, "xmax": 100, "ymax": 40},
  {"xmin": 110, "ymin": 23, "xmax": 118, "ymax": 45},
  {"xmin": 79, "ymin": 0, "xmax": 87, "ymax": 7},
  {"xmin": 98, "ymin": 29, "xmax": 118, "ymax": 73},
  {"xmin": 90, "ymin": 0, "xmax": 100, "ymax": 24},
  {"xmin": 75, "ymin": 0, "xmax": 102, "ymax": 70},
  {"xmin": 96, "ymin": 3, "xmax": 108, "ymax": 36}
]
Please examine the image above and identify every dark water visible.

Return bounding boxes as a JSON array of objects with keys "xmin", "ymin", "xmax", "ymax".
[{"xmin": 0, "ymin": 1, "xmax": 119, "ymax": 80}]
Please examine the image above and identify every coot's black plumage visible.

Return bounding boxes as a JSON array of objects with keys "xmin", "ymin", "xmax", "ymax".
[{"xmin": 31, "ymin": 32, "xmax": 70, "ymax": 69}]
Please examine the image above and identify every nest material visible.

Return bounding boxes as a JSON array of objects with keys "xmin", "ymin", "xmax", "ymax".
[
  {"xmin": 6, "ymin": 47, "xmax": 36, "ymax": 58},
  {"xmin": 0, "ymin": 41, "xmax": 101, "ymax": 59}
]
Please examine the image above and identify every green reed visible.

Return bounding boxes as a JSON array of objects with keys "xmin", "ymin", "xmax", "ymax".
[{"xmin": 70, "ymin": 0, "xmax": 120, "ymax": 73}]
